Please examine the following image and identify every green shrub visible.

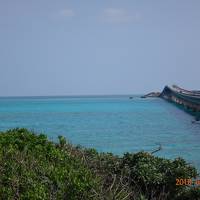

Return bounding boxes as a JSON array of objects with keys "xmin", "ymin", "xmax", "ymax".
[
  {"xmin": 0, "ymin": 128, "xmax": 97, "ymax": 200},
  {"xmin": 0, "ymin": 128, "xmax": 199, "ymax": 200},
  {"xmin": 121, "ymin": 152, "xmax": 198, "ymax": 199}
]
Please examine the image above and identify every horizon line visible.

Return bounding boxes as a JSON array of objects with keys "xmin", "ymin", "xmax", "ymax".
[{"xmin": 0, "ymin": 93, "xmax": 144, "ymax": 98}]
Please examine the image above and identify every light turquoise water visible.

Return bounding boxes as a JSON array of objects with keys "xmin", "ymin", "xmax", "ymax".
[{"xmin": 0, "ymin": 96, "xmax": 199, "ymax": 170}]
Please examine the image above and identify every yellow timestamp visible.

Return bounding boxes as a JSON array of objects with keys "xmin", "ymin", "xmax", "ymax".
[{"xmin": 176, "ymin": 179, "xmax": 200, "ymax": 186}]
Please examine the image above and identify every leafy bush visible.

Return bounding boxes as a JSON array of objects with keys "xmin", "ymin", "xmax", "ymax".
[
  {"xmin": 0, "ymin": 128, "xmax": 97, "ymax": 200},
  {"xmin": 0, "ymin": 128, "xmax": 199, "ymax": 200},
  {"xmin": 120, "ymin": 152, "xmax": 198, "ymax": 199}
]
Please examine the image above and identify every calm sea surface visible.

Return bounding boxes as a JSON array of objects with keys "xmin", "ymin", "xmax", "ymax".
[{"xmin": 0, "ymin": 96, "xmax": 199, "ymax": 170}]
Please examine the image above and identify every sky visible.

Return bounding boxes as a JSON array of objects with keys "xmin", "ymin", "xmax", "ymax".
[{"xmin": 0, "ymin": 0, "xmax": 200, "ymax": 96}]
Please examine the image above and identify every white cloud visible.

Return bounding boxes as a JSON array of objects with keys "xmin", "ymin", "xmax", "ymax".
[
  {"xmin": 60, "ymin": 9, "xmax": 75, "ymax": 17},
  {"xmin": 102, "ymin": 8, "xmax": 141, "ymax": 23}
]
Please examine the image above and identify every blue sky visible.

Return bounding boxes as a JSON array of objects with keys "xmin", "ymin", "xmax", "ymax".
[{"xmin": 0, "ymin": 0, "xmax": 200, "ymax": 96}]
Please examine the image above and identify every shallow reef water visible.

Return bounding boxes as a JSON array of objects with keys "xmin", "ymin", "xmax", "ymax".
[{"xmin": 0, "ymin": 95, "xmax": 199, "ymax": 170}]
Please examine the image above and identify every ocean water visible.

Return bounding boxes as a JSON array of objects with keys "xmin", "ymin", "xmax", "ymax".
[{"xmin": 0, "ymin": 96, "xmax": 199, "ymax": 170}]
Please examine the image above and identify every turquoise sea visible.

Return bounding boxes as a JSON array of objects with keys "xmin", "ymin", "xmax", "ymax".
[{"xmin": 0, "ymin": 96, "xmax": 199, "ymax": 170}]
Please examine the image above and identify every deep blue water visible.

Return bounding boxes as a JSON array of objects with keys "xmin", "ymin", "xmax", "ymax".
[{"xmin": 0, "ymin": 96, "xmax": 199, "ymax": 170}]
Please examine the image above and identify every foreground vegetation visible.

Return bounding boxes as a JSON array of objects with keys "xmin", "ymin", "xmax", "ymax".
[{"xmin": 0, "ymin": 128, "xmax": 199, "ymax": 200}]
